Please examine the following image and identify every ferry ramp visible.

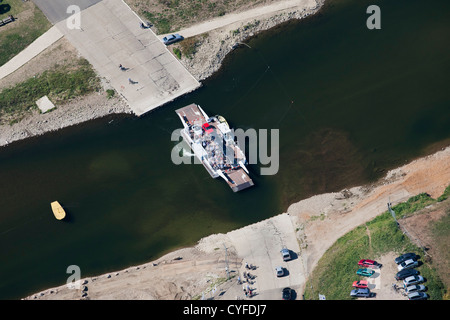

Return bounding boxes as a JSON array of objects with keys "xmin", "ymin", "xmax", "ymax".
[
  {"xmin": 32, "ymin": 0, "xmax": 102, "ymax": 24},
  {"xmin": 38, "ymin": 0, "xmax": 200, "ymax": 116},
  {"xmin": 224, "ymin": 213, "xmax": 307, "ymax": 300}
]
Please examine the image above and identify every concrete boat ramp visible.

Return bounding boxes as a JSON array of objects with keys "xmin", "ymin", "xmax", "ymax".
[{"xmin": 33, "ymin": 0, "xmax": 200, "ymax": 116}]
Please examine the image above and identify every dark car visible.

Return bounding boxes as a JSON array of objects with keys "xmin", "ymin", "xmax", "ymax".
[
  {"xmin": 395, "ymin": 253, "xmax": 418, "ymax": 264},
  {"xmin": 395, "ymin": 268, "xmax": 419, "ymax": 280},
  {"xmin": 350, "ymin": 288, "xmax": 371, "ymax": 298},
  {"xmin": 162, "ymin": 34, "xmax": 184, "ymax": 45},
  {"xmin": 282, "ymin": 287, "xmax": 292, "ymax": 300}
]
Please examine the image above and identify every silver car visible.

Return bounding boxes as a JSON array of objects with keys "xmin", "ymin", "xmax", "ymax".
[
  {"xmin": 397, "ymin": 259, "xmax": 419, "ymax": 271},
  {"xmin": 408, "ymin": 292, "xmax": 428, "ymax": 300},
  {"xmin": 350, "ymin": 288, "xmax": 371, "ymax": 298},
  {"xmin": 403, "ymin": 275, "xmax": 424, "ymax": 287},
  {"xmin": 405, "ymin": 284, "xmax": 426, "ymax": 293},
  {"xmin": 280, "ymin": 248, "xmax": 291, "ymax": 261},
  {"xmin": 275, "ymin": 266, "xmax": 285, "ymax": 277}
]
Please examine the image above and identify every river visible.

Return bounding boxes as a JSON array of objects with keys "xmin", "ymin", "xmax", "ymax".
[{"xmin": 0, "ymin": 0, "xmax": 449, "ymax": 299}]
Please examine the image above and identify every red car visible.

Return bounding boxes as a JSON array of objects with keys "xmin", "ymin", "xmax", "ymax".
[
  {"xmin": 358, "ymin": 259, "xmax": 381, "ymax": 268},
  {"xmin": 352, "ymin": 280, "xmax": 369, "ymax": 289}
]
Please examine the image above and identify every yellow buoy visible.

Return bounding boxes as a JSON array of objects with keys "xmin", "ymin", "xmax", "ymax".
[{"xmin": 51, "ymin": 201, "xmax": 66, "ymax": 220}]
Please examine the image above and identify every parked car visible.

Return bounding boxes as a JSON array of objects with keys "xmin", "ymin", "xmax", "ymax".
[
  {"xmin": 356, "ymin": 268, "xmax": 375, "ymax": 277},
  {"xmin": 395, "ymin": 253, "xmax": 418, "ymax": 264},
  {"xmin": 395, "ymin": 268, "xmax": 419, "ymax": 280},
  {"xmin": 280, "ymin": 248, "xmax": 291, "ymax": 261},
  {"xmin": 350, "ymin": 288, "xmax": 371, "ymax": 298},
  {"xmin": 403, "ymin": 275, "xmax": 424, "ymax": 287},
  {"xmin": 352, "ymin": 280, "xmax": 369, "ymax": 289},
  {"xmin": 275, "ymin": 266, "xmax": 285, "ymax": 277},
  {"xmin": 162, "ymin": 34, "xmax": 184, "ymax": 45},
  {"xmin": 282, "ymin": 287, "xmax": 293, "ymax": 300},
  {"xmin": 358, "ymin": 259, "xmax": 382, "ymax": 268},
  {"xmin": 407, "ymin": 292, "xmax": 428, "ymax": 300},
  {"xmin": 398, "ymin": 259, "xmax": 419, "ymax": 271},
  {"xmin": 405, "ymin": 284, "xmax": 426, "ymax": 293}
]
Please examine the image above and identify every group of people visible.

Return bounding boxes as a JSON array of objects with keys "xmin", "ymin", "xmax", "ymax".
[{"xmin": 237, "ymin": 262, "xmax": 258, "ymax": 298}]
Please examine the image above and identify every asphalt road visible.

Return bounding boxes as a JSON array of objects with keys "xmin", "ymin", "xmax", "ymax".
[{"xmin": 33, "ymin": 0, "xmax": 102, "ymax": 24}]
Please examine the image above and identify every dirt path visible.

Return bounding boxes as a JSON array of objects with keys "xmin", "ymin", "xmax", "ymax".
[{"xmin": 160, "ymin": 0, "xmax": 318, "ymax": 39}]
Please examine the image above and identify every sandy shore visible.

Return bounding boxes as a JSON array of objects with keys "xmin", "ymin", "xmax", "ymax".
[{"xmin": 24, "ymin": 145, "xmax": 450, "ymax": 300}]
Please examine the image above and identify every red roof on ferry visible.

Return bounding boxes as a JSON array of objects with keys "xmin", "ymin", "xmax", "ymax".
[{"xmin": 202, "ymin": 123, "xmax": 214, "ymax": 133}]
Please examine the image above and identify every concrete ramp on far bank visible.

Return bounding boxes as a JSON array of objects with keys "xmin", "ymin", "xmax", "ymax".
[
  {"xmin": 33, "ymin": 0, "xmax": 103, "ymax": 24},
  {"xmin": 52, "ymin": 0, "xmax": 200, "ymax": 116}
]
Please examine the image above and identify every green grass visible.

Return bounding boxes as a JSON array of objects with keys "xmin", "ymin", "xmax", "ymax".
[
  {"xmin": 0, "ymin": 58, "xmax": 101, "ymax": 123},
  {"xmin": 142, "ymin": 11, "xmax": 173, "ymax": 34},
  {"xmin": 178, "ymin": 34, "xmax": 205, "ymax": 59},
  {"xmin": 303, "ymin": 187, "xmax": 450, "ymax": 300},
  {"xmin": 437, "ymin": 185, "xmax": 450, "ymax": 202},
  {"xmin": 392, "ymin": 192, "xmax": 437, "ymax": 219},
  {"xmin": 0, "ymin": 1, "xmax": 52, "ymax": 67},
  {"xmin": 139, "ymin": 0, "xmax": 260, "ymax": 34},
  {"xmin": 173, "ymin": 47, "xmax": 182, "ymax": 59},
  {"xmin": 106, "ymin": 89, "xmax": 115, "ymax": 99}
]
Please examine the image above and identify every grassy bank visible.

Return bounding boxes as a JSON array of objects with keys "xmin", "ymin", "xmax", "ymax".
[
  {"xmin": 0, "ymin": 58, "xmax": 101, "ymax": 124},
  {"xmin": 0, "ymin": 0, "xmax": 51, "ymax": 67},
  {"xmin": 303, "ymin": 188, "xmax": 450, "ymax": 300},
  {"xmin": 130, "ymin": 0, "xmax": 269, "ymax": 34}
]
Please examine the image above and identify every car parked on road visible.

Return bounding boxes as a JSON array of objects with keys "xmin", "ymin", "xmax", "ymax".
[
  {"xmin": 398, "ymin": 259, "xmax": 419, "ymax": 271},
  {"xmin": 282, "ymin": 287, "xmax": 293, "ymax": 300},
  {"xmin": 356, "ymin": 268, "xmax": 375, "ymax": 277},
  {"xmin": 358, "ymin": 259, "xmax": 381, "ymax": 268},
  {"xmin": 280, "ymin": 248, "xmax": 291, "ymax": 261},
  {"xmin": 275, "ymin": 266, "xmax": 285, "ymax": 277},
  {"xmin": 395, "ymin": 252, "xmax": 418, "ymax": 264},
  {"xmin": 162, "ymin": 34, "xmax": 184, "ymax": 45},
  {"xmin": 405, "ymin": 284, "xmax": 426, "ymax": 293},
  {"xmin": 352, "ymin": 280, "xmax": 369, "ymax": 289},
  {"xmin": 350, "ymin": 288, "xmax": 371, "ymax": 298},
  {"xmin": 407, "ymin": 292, "xmax": 428, "ymax": 300},
  {"xmin": 403, "ymin": 275, "xmax": 424, "ymax": 287},
  {"xmin": 395, "ymin": 268, "xmax": 419, "ymax": 280}
]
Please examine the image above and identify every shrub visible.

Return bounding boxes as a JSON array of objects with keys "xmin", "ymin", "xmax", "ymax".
[
  {"xmin": 173, "ymin": 47, "xmax": 182, "ymax": 59},
  {"xmin": 106, "ymin": 89, "xmax": 115, "ymax": 99}
]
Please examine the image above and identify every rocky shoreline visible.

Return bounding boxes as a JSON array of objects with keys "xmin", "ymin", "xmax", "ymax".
[
  {"xmin": 180, "ymin": 0, "xmax": 326, "ymax": 81},
  {"xmin": 0, "ymin": 92, "xmax": 132, "ymax": 148},
  {"xmin": 0, "ymin": 0, "xmax": 325, "ymax": 148}
]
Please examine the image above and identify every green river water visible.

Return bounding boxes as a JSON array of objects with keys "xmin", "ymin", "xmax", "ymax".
[{"xmin": 0, "ymin": 0, "xmax": 449, "ymax": 299}]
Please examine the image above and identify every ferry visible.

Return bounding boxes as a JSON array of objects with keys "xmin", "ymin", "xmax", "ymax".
[
  {"xmin": 175, "ymin": 104, "xmax": 254, "ymax": 192},
  {"xmin": 51, "ymin": 201, "xmax": 66, "ymax": 220}
]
